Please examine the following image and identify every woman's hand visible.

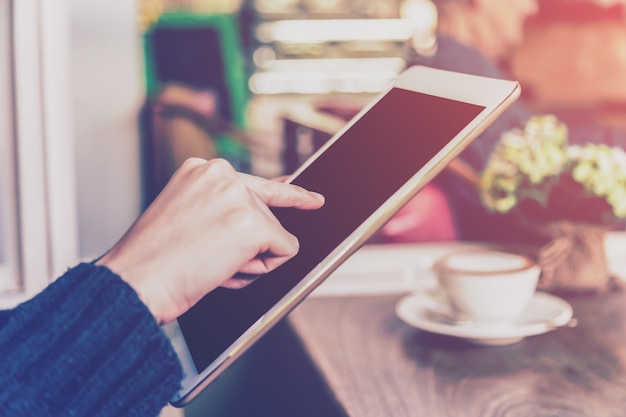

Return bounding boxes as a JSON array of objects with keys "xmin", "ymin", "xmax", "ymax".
[{"xmin": 97, "ymin": 158, "xmax": 324, "ymax": 324}]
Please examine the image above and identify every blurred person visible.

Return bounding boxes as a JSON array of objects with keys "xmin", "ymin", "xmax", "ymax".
[
  {"xmin": 431, "ymin": 0, "xmax": 539, "ymax": 62},
  {"xmin": 388, "ymin": 0, "xmax": 626, "ymax": 243},
  {"xmin": 0, "ymin": 158, "xmax": 324, "ymax": 417},
  {"xmin": 142, "ymin": 83, "xmax": 252, "ymax": 209}
]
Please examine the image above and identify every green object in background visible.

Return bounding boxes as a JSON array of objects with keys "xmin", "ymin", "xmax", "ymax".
[
  {"xmin": 142, "ymin": 11, "xmax": 249, "ymax": 129},
  {"xmin": 141, "ymin": 11, "xmax": 251, "ymax": 175}
]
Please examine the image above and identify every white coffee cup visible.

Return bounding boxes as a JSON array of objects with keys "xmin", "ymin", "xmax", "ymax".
[{"xmin": 432, "ymin": 249, "xmax": 540, "ymax": 323}]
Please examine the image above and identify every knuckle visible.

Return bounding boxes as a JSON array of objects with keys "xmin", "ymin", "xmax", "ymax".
[
  {"xmin": 181, "ymin": 157, "xmax": 237, "ymax": 180},
  {"xmin": 206, "ymin": 158, "xmax": 235, "ymax": 175},
  {"xmin": 180, "ymin": 157, "xmax": 206, "ymax": 171},
  {"xmin": 200, "ymin": 159, "xmax": 239, "ymax": 187}
]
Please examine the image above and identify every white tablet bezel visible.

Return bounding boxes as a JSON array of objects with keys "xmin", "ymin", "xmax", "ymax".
[{"xmin": 167, "ymin": 65, "xmax": 521, "ymax": 406}]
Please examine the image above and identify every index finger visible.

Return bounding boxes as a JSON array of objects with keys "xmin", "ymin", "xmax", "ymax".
[{"xmin": 239, "ymin": 173, "xmax": 325, "ymax": 209}]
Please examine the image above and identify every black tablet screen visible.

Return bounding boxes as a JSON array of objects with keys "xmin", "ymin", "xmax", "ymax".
[{"xmin": 178, "ymin": 87, "xmax": 484, "ymax": 372}]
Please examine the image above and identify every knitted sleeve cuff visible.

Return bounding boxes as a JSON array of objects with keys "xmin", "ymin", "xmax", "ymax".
[{"xmin": 0, "ymin": 262, "xmax": 183, "ymax": 417}]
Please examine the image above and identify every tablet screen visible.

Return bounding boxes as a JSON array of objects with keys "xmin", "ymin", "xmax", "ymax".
[{"xmin": 178, "ymin": 87, "xmax": 484, "ymax": 372}]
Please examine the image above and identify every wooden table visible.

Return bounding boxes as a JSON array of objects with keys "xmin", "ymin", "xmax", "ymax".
[
  {"xmin": 184, "ymin": 240, "xmax": 626, "ymax": 417},
  {"xmin": 288, "ymin": 288, "xmax": 626, "ymax": 417}
]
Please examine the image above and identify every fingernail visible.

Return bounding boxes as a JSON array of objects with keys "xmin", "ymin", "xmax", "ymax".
[{"xmin": 312, "ymin": 192, "xmax": 325, "ymax": 202}]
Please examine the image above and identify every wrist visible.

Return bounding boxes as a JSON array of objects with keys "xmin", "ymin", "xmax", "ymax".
[{"xmin": 95, "ymin": 253, "xmax": 176, "ymax": 325}]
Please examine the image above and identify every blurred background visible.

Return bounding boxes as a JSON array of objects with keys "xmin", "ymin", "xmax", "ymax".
[
  {"xmin": 1, "ymin": 0, "xmax": 625, "ymax": 415},
  {"xmin": 85, "ymin": 0, "xmax": 626, "ymax": 257},
  {"xmin": 2, "ymin": 0, "xmax": 625, "ymax": 302}
]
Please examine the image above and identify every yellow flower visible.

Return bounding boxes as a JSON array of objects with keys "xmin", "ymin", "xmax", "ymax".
[
  {"xmin": 478, "ymin": 115, "xmax": 626, "ymax": 223},
  {"xmin": 493, "ymin": 194, "xmax": 517, "ymax": 213}
]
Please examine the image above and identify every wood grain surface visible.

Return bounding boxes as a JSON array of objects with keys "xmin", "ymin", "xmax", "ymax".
[{"xmin": 289, "ymin": 290, "xmax": 626, "ymax": 417}]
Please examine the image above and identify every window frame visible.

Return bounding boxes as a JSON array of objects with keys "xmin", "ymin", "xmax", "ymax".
[
  {"xmin": 0, "ymin": 0, "xmax": 19, "ymax": 293},
  {"xmin": 0, "ymin": 0, "xmax": 78, "ymax": 308}
]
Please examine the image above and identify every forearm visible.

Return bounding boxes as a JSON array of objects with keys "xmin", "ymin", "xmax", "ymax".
[{"xmin": 0, "ymin": 263, "xmax": 182, "ymax": 417}]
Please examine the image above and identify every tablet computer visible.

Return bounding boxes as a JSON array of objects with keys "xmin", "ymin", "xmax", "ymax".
[{"xmin": 165, "ymin": 65, "xmax": 521, "ymax": 406}]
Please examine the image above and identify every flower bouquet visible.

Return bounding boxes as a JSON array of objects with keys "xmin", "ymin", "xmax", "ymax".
[{"xmin": 479, "ymin": 115, "xmax": 626, "ymax": 292}]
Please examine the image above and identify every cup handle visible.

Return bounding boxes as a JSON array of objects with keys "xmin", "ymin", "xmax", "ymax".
[{"xmin": 402, "ymin": 265, "xmax": 453, "ymax": 316}]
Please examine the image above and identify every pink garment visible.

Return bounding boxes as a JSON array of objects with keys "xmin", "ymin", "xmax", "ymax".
[
  {"xmin": 378, "ymin": 184, "xmax": 457, "ymax": 242},
  {"xmin": 154, "ymin": 85, "xmax": 218, "ymax": 119}
]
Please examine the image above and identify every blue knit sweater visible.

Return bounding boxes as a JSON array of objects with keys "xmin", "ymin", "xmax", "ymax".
[{"xmin": 0, "ymin": 263, "xmax": 183, "ymax": 416}]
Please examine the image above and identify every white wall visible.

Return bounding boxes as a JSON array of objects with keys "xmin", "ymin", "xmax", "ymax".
[
  {"xmin": 70, "ymin": 7, "xmax": 187, "ymax": 416},
  {"xmin": 69, "ymin": 0, "xmax": 144, "ymax": 259}
]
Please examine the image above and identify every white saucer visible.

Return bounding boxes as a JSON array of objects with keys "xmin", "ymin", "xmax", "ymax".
[{"xmin": 395, "ymin": 292, "xmax": 574, "ymax": 346}]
